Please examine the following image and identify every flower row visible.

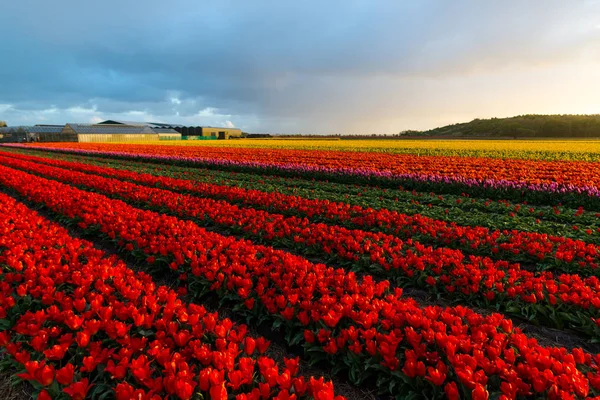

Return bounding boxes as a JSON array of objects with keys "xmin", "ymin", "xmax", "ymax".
[
  {"xmin": 0, "ymin": 192, "xmax": 342, "ymax": 400},
  {"xmin": 9, "ymin": 142, "xmax": 600, "ymax": 203},
  {"xmin": 89, "ymin": 153, "xmax": 600, "ymax": 239},
  {"xmin": 4, "ymin": 153, "xmax": 600, "ymax": 336},
  {"xmin": 7, "ymin": 147, "xmax": 600, "ymax": 244},
  {"xmin": 1, "ymin": 163, "xmax": 600, "ymax": 399},
  {"xmin": 5, "ymin": 151, "xmax": 600, "ymax": 276}
]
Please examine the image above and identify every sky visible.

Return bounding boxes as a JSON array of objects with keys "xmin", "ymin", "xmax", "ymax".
[{"xmin": 1, "ymin": 0, "xmax": 600, "ymax": 134}]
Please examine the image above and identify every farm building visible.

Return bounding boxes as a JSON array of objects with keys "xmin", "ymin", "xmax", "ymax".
[
  {"xmin": 0, "ymin": 126, "xmax": 26, "ymax": 142},
  {"xmin": 0, "ymin": 120, "xmax": 242, "ymax": 142},
  {"xmin": 196, "ymin": 127, "xmax": 242, "ymax": 139},
  {"xmin": 0, "ymin": 123, "xmax": 182, "ymax": 142},
  {"xmin": 97, "ymin": 120, "xmax": 241, "ymax": 139},
  {"xmin": 0, "ymin": 125, "xmax": 64, "ymax": 142},
  {"xmin": 60, "ymin": 123, "xmax": 181, "ymax": 142},
  {"xmin": 153, "ymin": 128, "xmax": 182, "ymax": 141},
  {"xmin": 175, "ymin": 126, "xmax": 243, "ymax": 139},
  {"xmin": 37, "ymin": 125, "xmax": 77, "ymax": 142}
]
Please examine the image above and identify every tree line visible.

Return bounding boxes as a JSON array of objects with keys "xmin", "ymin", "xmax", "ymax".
[{"xmin": 407, "ymin": 115, "xmax": 600, "ymax": 138}]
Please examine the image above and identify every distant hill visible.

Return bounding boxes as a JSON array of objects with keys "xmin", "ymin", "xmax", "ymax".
[{"xmin": 409, "ymin": 114, "xmax": 600, "ymax": 138}]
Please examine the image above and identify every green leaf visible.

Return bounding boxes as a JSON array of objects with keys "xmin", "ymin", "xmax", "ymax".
[
  {"xmin": 348, "ymin": 365, "xmax": 360, "ymax": 385},
  {"xmin": 307, "ymin": 352, "xmax": 327, "ymax": 367},
  {"xmin": 288, "ymin": 331, "xmax": 304, "ymax": 346},
  {"xmin": 0, "ymin": 319, "xmax": 12, "ymax": 330},
  {"xmin": 389, "ymin": 379, "xmax": 397, "ymax": 395}
]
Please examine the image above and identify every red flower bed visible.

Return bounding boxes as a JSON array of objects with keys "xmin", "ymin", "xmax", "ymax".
[
  {"xmin": 5, "ymin": 151, "xmax": 600, "ymax": 275},
  {"xmin": 1, "ymin": 164, "xmax": 599, "ymax": 399},
  {"xmin": 0, "ymin": 192, "xmax": 342, "ymax": 400},
  {"xmin": 3, "ymin": 153, "xmax": 600, "ymax": 335}
]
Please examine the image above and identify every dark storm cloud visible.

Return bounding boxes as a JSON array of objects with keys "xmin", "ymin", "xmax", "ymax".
[{"xmin": 1, "ymin": 0, "xmax": 600, "ymax": 132}]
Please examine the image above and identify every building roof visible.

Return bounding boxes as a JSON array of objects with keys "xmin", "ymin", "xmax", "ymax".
[
  {"xmin": 153, "ymin": 128, "xmax": 180, "ymax": 134},
  {"xmin": 0, "ymin": 126, "xmax": 23, "ymax": 133},
  {"xmin": 97, "ymin": 120, "xmax": 146, "ymax": 126},
  {"xmin": 29, "ymin": 126, "xmax": 65, "ymax": 133},
  {"xmin": 67, "ymin": 123, "xmax": 156, "ymax": 134},
  {"xmin": 96, "ymin": 120, "xmax": 239, "ymax": 130},
  {"xmin": 97, "ymin": 120, "xmax": 184, "ymax": 128},
  {"xmin": 149, "ymin": 122, "xmax": 185, "ymax": 128},
  {"xmin": 205, "ymin": 126, "xmax": 241, "ymax": 130},
  {"xmin": 0, "ymin": 125, "xmax": 64, "ymax": 134}
]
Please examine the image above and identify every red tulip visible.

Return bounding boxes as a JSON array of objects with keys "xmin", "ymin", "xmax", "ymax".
[
  {"xmin": 38, "ymin": 390, "xmax": 52, "ymax": 400},
  {"xmin": 472, "ymin": 384, "xmax": 489, "ymax": 400},
  {"xmin": 244, "ymin": 337, "xmax": 256, "ymax": 355},
  {"xmin": 63, "ymin": 378, "xmax": 92, "ymax": 400},
  {"xmin": 56, "ymin": 363, "xmax": 75, "ymax": 385},
  {"xmin": 210, "ymin": 382, "xmax": 227, "ymax": 400},
  {"xmin": 444, "ymin": 382, "xmax": 460, "ymax": 400}
]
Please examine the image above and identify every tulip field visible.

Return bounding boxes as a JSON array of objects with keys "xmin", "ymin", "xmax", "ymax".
[
  {"xmin": 37, "ymin": 138, "xmax": 600, "ymax": 161},
  {"xmin": 2, "ymin": 142, "xmax": 600, "ymax": 400}
]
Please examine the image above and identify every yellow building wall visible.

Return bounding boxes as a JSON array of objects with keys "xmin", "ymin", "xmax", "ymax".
[
  {"xmin": 77, "ymin": 134, "xmax": 160, "ymax": 142},
  {"xmin": 200, "ymin": 128, "xmax": 242, "ymax": 139},
  {"xmin": 158, "ymin": 133, "xmax": 182, "ymax": 140}
]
